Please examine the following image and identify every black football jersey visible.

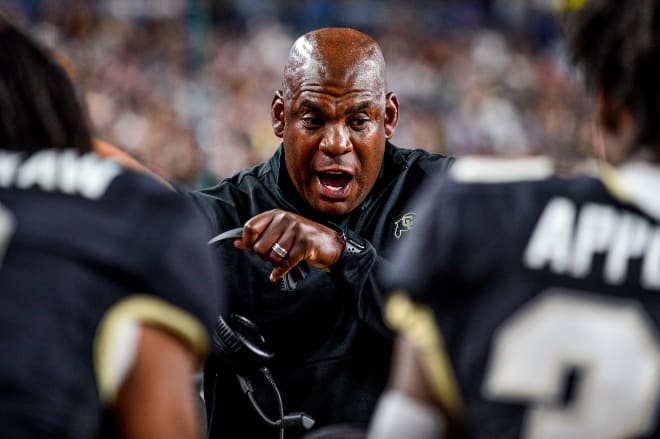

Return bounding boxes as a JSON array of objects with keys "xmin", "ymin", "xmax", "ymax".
[
  {"xmin": 0, "ymin": 149, "xmax": 224, "ymax": 438},
  {"xmin": 382, "ymin": 156, "xmax": 660, "ymax": 439}
]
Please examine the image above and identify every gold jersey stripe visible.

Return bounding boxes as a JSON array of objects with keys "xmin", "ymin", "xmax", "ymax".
[
  {"xmin": 555, "ymin": 0, "xmax": 586, "ymax": 12},
  {"xmin": 94, "ymin": 294, "xmax": 209, "ymax": 404},
  {"xmin": 384, "ymin": 291, "xmax": 464, "ymax": 420},
  {"xmin": 594, "ymin": 160, "xmax": 633, "ymax": 204}
]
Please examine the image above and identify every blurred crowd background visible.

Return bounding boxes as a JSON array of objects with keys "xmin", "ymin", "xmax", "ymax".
[{"xmin": 2, "ymin": 0, "xmax": 593, "ymax": 188}]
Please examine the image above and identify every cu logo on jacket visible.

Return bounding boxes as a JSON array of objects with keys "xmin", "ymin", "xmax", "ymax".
[{"xmin": 393, "ymin": 212, "xmax": 415, "ymax": 238}]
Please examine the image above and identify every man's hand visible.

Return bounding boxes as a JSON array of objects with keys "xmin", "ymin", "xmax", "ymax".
[{"xmin": 234, "ymin": 209, "xmax": 345, "ymax": 282}]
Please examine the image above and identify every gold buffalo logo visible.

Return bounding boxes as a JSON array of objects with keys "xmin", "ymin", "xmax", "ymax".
[{"xmin": 394, "ymin": 212, "xmax": 416, "ymax": 238}]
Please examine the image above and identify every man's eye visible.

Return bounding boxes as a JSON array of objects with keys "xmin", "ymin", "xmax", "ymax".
[
  {"xmin": 350, "ymin": 118, "xmax": 369, "ymax": 129},
  {"xmin": 303, "ymin": 116, "xmax": 323, "ymax": 127}
]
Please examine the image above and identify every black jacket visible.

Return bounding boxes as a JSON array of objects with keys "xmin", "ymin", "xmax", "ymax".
[{"xmin": 188, "ymin": 142, "xmax": 454, "ymax": 438}]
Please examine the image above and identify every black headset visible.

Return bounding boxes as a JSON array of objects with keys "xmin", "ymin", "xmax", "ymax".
[
  {"xmin": 212, "ymin": 314, "xmax": 275, "ymax": 371},
  {"xmin": 208, "ymin": 228, "xmax": 314, "ymax": 437},
  {"xmin": 211, "ymin": 314, "xmax": 315, "ymax": 439}
]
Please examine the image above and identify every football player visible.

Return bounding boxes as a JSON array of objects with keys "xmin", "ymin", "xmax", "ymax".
[
  {"xmin": 368, "ymin": 1, "xmax": 660, "ymax": 438},
  {"xmin": 0, "ymin": 15, "xmax": 224, "ymax": 438}
]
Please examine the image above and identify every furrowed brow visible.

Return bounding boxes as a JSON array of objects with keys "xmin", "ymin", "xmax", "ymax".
[
  {"xmin": 343, "ymin": 102, "xmax": 373, "ymax": 115},
  {"xmin": 299, "ymin": 100, "xmax": 324, "ymax": 113}
]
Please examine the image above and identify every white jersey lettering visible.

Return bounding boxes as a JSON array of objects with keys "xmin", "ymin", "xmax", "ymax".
[
  {"xmin": 605, "ymin": 213, "xmax": 650, "ymax": 284},
  {"xmin": 523, "ymin": 197, "xmax": 575, "ymax": 274},
  {"xmin": 0, "ymin": 151, "xmax": 20, "ymax": 187},
  {"xmin": 571, "ymin": 203, "xmax": 617, "ymax": 278},
  {"xmin": 641, "ymin": 230, "xmax": 660, "ymax": 290},
  {"xmin": 0, "ymin": 149, "xmax": 121, "ymax": 199},
  {"xmin": 524, "ymin": 197, "xmax": 660, "ymax": 289}
]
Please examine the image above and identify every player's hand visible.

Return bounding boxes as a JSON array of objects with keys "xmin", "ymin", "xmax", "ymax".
[{"xmin": 234, "ymin": 209, "xmax": 345, "ymax": 282}]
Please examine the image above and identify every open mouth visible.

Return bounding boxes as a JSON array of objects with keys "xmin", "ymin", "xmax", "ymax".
[
  {"xmin": 319, "ymin": 172, "xmax": 352, "ymax": 189},
  {"xmin": 316, "ymin": 171, "xmax": 353, "ymax": 197}
]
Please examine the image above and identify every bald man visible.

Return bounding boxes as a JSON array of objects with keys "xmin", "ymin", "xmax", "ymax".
[{"xmin": 188, "ymin": 28, "xmax": 454, "ymax": 438}]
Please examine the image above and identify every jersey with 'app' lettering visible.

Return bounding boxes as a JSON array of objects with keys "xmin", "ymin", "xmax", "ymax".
[{"xmin": 382, "ymin": 156, "xmax": 660, "ymax": 439}]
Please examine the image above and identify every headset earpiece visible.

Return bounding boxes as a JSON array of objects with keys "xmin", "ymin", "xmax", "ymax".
[
  {"xmin": 210, "ymin": 313, "xmax": 315, "ymax": 436},
  {"xmin": 212, "ymin": 314, "xmax": 275, "ymax": 373}
]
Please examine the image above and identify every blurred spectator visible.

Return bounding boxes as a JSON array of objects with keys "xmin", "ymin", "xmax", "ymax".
[{"xmin": 3, "ymin": 0, "xmax": 593, "ymax": 188}]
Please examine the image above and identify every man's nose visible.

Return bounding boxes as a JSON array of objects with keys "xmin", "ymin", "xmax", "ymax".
[{"xmin": 319, "ymin": 125, "xmax": 352, "ymax": 155}]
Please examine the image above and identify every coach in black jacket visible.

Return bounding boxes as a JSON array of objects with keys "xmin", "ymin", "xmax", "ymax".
[{"xmin": 188, "ymin": 27, "xmax": 454, "ymax": 438}]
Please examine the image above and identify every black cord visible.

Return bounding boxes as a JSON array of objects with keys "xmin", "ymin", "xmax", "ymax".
[
  {"xmin": 235, "ymin": 368, "xmax": 314, "ymax": 438},
  {"xmin": 245, "ymin": 391, "xmax": 279, "ymax": 427},
  {"xmin": 209, "ymin": 369, "xmax": 219, "ymax": 433},
  {"xmin": 260, "ymin": 368, "xmax": 285, "ymax": 439},
  {"xmin": 236, "ymin": 371, "xmax": 285, "ymax": 439}
]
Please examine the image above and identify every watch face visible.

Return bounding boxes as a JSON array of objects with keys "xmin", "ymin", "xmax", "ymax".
[{"xmin": 343, "ymin": 229, "xmax": 366, "ymax": 255}]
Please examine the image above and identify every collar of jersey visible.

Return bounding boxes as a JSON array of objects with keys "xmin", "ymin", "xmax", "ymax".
[{"xmin": 596, "ymin": 159, "xmax": 660, "ymax": 221}]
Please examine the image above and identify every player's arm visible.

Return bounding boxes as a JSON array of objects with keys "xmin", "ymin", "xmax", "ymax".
[
  {"xmin": 368, "ymin": 335, "xmax": 448, "ymax": 439},
  {"xmin": 93, "ymin": 139, "xmax": 174, "ymax": 190},
  {"xmin": 114, "ymin": 325, "xmax": 203, "ymax": 439}
]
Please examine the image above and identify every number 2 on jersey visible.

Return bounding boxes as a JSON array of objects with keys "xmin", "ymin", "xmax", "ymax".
[
  {"xmin": 0, "ymin": 203, "xmax": 15, "ymax": 268},
  {"xmin": 483, "ymin": 289, "xmax": 660, "ymax": 439}
]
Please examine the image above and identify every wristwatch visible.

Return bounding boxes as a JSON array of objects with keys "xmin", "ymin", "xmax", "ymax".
[{"xmin": 339, "ymin": 228, "xmax": 366, "ymax": 257}]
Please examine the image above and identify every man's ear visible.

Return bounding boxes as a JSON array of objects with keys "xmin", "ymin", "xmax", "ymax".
[
  {"xmin": 271, "ymin": 90, "xmax": 285, "ymax": 138},
  {"xmin": 598, "ymin": 93, "xmax": 620, "ymax": 134},
  {"xmin": 596, "ymin": 92, "xmax": 638, "ymax": 165},
  {"xmin": 384, "ymin": 92, "xmax": 399, "ymax": 139}
]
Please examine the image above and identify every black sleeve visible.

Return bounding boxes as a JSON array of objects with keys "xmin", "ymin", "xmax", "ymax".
[
  {"xmin": 113, "ymin": 174, "xmax": 227, "ymax": 351},
  {"xmin": 380, "ymin": 173, "xmax": 460, "ymax": 305},
  {"xmin": 185, "ymin": 190, "xmax": 222, "ymax": 236},
  {"xmin": 330, "ymin": 158, "xmax": 459, "ymax": 336},
  {"xmin": 329, "ymin": 239, "xmax": 391, "ymax": 335}
]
